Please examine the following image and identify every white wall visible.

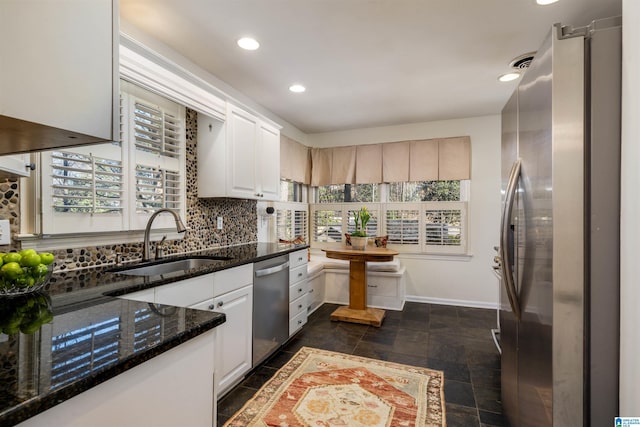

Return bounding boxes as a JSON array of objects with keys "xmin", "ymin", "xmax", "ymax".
[
  {"xmin": 308, "ymin": 115, "xmax": 502, "ymax": 308},
  {"xmin": 619, "ymin": 0, "xmax": 640, "ymax": 415}
]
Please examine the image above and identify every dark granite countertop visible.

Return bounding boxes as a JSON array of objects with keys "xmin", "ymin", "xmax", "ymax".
[{"xmin": 0, "ymin": 242, "xmax": 308, "ymax": 427}]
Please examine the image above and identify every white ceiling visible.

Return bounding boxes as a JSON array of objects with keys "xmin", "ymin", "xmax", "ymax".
[{"xmin": 120, "ymin": 0, "xmax": 621, "ymax": 134}]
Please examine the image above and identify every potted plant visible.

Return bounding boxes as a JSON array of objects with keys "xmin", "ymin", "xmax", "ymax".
[{"xmin": 350, "ymin": 206, "xmax": 370, "ymax": 250}]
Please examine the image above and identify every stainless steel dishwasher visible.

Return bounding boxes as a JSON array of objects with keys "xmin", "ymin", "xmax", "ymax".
[{"xmin": 252, "ymin": 255, "xmax": 289, "ymax": 367}]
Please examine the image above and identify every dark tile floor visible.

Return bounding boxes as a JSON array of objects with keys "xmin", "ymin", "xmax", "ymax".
[{"xmin": 217, "ymin": 302, "xmax": 507, "ymax": 427}]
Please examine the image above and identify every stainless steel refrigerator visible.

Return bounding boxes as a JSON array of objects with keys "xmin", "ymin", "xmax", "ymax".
[{"xmin": 498, "ymin": 17, "xmax": 621, "ymax": 427}]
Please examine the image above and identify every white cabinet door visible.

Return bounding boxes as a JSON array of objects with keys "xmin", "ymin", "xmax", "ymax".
[
  {"xmin": 227, "ymin": 106, "xmax": 258, "ymax": 199},
  {"xmin": 196, "ymin": 113, "xmax": 226, "ymax": 197},
  {"xmin": 213, "ymin": 284, "xmax": 253, "ymax": 396},
  {"xmin": 0, "ymin": 0, "xmax": 116, "ymax": 144},
  {"xmin": 0, "ymin": 154, "xmax": 31, "ymax": 178},
  {"xmin": 257, "ymin": 123, "xmax": 281, "ymax": 200}
]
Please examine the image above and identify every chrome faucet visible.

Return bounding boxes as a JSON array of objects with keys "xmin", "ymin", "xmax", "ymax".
[{"xmin": 142, "ymin": 209, "xmax": 187, "ymax": 262}]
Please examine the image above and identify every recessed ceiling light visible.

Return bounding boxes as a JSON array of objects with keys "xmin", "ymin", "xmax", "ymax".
[
  {"xmin": 498, "ymin": 72, "xmax": 521, "ymax": 82},
  {"xmin": 237, "ymin": 37, "xmax": 260, "ymax": 50},
  {"xmin": 289, "ymin": 84, "xmax": 306, "ymax": 93},
  {"xmin": 536, "ymin": 0, "xmax": 559, "ymax": 5}
]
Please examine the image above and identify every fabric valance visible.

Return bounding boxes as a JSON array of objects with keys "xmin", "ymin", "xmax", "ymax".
[
  {"xmin": 291, "ymin": 135, "xmax": 471, "ymax": 186},
  {"xmin": 280, "ymin": 135, "xmax": 311, "ymax": 184}
]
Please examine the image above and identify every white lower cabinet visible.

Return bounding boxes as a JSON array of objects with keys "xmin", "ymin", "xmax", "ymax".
[
  {"xmin": 288, "ymin": 250, "xmax": 309, "ymax": 336},
  {"xmin": 17, "ymin": 329, "xmax": 216, "ymax": 427},
  {"xmin": 192, "ymin": 284, "xmax": 253, "ymax": 397},
  {"xmin": 187, "ymin": 264, "xmax": 253, "ymax": 398},
  {"xmin": 120, "ymin": 264, "xmax": 255, "ymax": 398}
]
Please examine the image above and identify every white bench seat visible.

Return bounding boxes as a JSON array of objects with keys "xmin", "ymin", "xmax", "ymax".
[{"xmin": 306, "ymin": 252, "xmax": 406, "ymax": 311}]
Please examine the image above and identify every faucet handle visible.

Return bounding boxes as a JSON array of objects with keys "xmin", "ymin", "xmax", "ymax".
[{"xmin": 155, "ymin": 235, "xmax": 167, "ymax": 260}]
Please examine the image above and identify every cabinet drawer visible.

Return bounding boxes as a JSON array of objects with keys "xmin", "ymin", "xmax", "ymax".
[
  {"xmin": 155, "ymin": 274, "xmax": 214, "ymax": 307},
  {"xmin": 213, "ymin": 264, "xmax": 253, "ymax": 297},
  {"xmin": 289, "ymin": 310, "xmax": 307, "ymax": 336},
  {"xmin": 289, "ymin": 250, "xmax": 307, "ymax": 269},
  {"xmin": 289, "ymin": 264, "xmax": 307, "ymax": 285},
  {"xmin": 289, "ymin": 280, "xmax": 309, "ymax": 302},
  {"xmin": 289, "ymin": 294, "xmax": 308, "ymax": 319}
]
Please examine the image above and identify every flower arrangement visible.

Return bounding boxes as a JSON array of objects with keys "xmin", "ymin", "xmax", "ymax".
[{"xmin": 351, "ymin": 206, "xmax": 371, "ymax": 237}]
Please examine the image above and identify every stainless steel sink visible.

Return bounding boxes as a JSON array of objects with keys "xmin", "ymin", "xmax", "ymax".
[{"xmin": 113, "ymin": 256, "xmax": 231, "ymax": 277}]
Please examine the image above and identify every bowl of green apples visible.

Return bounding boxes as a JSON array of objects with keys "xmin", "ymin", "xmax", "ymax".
[{"xmin": 0, "ymin": 250, "xmax": 55, "ymax": 296}]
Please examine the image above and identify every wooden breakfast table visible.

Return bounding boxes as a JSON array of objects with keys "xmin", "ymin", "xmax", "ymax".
[{"xmin": 322, "ymin": 247, "xmax": 399, "ymax": 327}]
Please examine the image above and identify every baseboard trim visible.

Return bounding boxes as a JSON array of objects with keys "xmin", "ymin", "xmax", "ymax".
[{"xmin": 405, "ymin": 295, "xmax": 498, "ymax": 310}]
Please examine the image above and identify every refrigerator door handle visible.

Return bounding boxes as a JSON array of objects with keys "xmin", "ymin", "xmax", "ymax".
[{"xmin": 500, "ymin": 159, "xmax": 522, "ymax": 320}]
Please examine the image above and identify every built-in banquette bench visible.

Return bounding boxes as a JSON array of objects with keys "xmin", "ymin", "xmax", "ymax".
[{"xmin": 306, "ymin": 252, "xmax": 406, "ymax": 314}]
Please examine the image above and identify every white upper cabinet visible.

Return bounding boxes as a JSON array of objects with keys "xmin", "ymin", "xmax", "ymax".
[
  {"xmin": 0, "ymin": 154, "xmax": 33, "ymax": 179},
  {"xmin": 0, "ymin": 0, "xmax": 118, "ymax": 155},
  {"xmin": 257, "ymin": 122, "xmax": 281, "ymax": 200},
  {"xmin": 197, "ymin": 105, "xmax": 281, "ymax": 200},
  {"xmin": 227, "ymin": 106, "xmax": 260, "ymax": 198}
]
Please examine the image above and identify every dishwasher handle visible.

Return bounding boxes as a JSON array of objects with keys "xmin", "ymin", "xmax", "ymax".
[{"xmin": 255, "ymin": 261, "xmax": 289, "ymax": 277}]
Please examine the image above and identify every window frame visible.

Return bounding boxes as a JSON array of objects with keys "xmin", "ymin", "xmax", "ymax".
[
  {"xmin": 309, "ymin": 180, "xmax": 470, "ymax": 255},
  {"xmin": 274, "ymin": 201, "xmax": 309, "ymax": 244}
]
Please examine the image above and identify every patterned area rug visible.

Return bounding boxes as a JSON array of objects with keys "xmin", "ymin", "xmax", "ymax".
[{"xmin": 224, "ymin": 347, "xmax": 445, "ymax": 427}]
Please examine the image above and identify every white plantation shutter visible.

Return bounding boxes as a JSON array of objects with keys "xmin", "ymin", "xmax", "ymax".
[
  {"xmin": 310, "ymin": 204, "xmax": 343, "ymax": 246},
  {"xmin": 133, "ymin": 101, "xmax": 180, "ymax": 159},
  {"xmin": 122, "ymin": 81, "xmax": 186, "ymax": 230},
  {"xmin": 424, "ymin": 202, "xmax": 466, "ymax": 253},
  {"xmin": 275, "ymin": 202, "xmax": 309, "ymax": 243},
  {"xmin": 134, "ymin": 166, "xmax": 181, "ymax": 214},
  {"xmin": 384, "ymin": 204, "xmax": 421, "ymax": 246},
  {"xmin": 42, "ymin": 143, "xmax": 125, "ymax": 234}
]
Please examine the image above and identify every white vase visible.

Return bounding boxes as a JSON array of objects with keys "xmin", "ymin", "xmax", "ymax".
[{"xmin": 351, "ymin": 236, "xmax": 368, "ymax": 250}]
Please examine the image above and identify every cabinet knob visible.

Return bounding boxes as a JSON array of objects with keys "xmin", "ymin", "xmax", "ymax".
[
  {"xmin": 298, "ymin": 304, "xmax": 303, "ymax": 309},
  {"xmin": 298, "ymin": 320, "xmax": 302, "ymax": 325},
  {"xmin": 298, "ymin": 272, "xmax": 303, "ymax": 277},
  {"xmin": 208, "ymin": 304, "xmax": 215, "ymax": 310},
  {"xmin": 25, "ymin": 162, "xmax": 36, "ymax": 171},
  {"xmin": 217, "ymin": 301, "xmax": 224, "ymax": 307},
  {"xmin": 298, "ymin": 257, "xmax": 303, "ymax": 261},
  {"xmin": 298, "ymin": 288, "xmax": 302, "ymax": 293}
]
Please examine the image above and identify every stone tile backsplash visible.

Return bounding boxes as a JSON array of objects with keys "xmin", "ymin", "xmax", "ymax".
[{"xmin": 0, "ymin": 108, "xmax": 258, "ymax": 271}]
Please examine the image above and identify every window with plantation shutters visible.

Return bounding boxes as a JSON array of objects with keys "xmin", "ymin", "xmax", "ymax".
[
  {"xmin": 134, "ymin": 166, "xmax": 181, "ymax": 213},
  {"xmin": 275, "ymin": 202, "xmax": 309, "ymax": 243},
  {"xmin": 133, "ymin": 101, "xmax": 180, "ymax": 159},
  {"xmin": 123, "ymin": 81, "xmax": 186, "ymax": 230},
  {"xmin": 384, "ymin": 205, "xmax": 420, "ymax": 246},
  {"xmin": 42, "ymin": 143, "xmax": 125, "ymax": 234},
  {"xmin": 309, "ymin": 201, "xmax": 468, "ymax": 254},
  {"xmin": 310, "ymin": 205, "xmax": 343, "ymax": 245},
  {"xmin": 424, "ymin": 205, "xmax": 465, "ymax": 250}
]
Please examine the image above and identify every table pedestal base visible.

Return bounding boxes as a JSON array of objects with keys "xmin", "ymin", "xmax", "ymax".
[{"xmin": 330, "ymin": 306, "xmax": 385, "ymax": 327}]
